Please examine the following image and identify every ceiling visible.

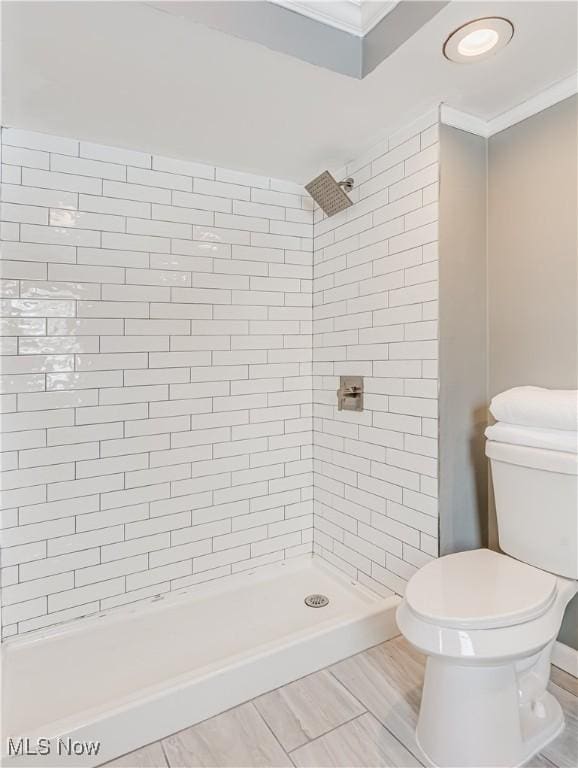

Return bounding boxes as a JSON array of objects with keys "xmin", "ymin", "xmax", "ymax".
[{"xmin": 2, "ymin": 1, "xmax": 577, "ymax": 182}]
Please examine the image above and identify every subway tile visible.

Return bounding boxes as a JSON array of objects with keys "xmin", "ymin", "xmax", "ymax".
[
  {"xmin": 49, "ymin": 207, "xmax": 124, "ymax": 232},
  {"xmin": 126, "ymin": 560, "xmax": 191, "ymax": 590},
  {"xmin": 101, "ymin": 283, "xmax": 170, "ymax": 303},
  {"xmin": 127, "ymin": 166, "xmax": 192, "ymax": 192},
  {"xmin": 45, "ymin": 320, "xmax": 121, "ymax": 339},
  {"xmin": 76, "ymin": 453, "xmax": 148, "ymax": 478},
  {"xmin": 20, "ymin": 549, "xmax": 100, "ymax": 582},
  {"xmin": 193, "ymin": 224, "xmax": 250, "ymax": 246},
  {"xmin": 78, "ymin": 246, "xmax": 148, "ymax": 268},
  {"xmin": 78, "ymin": 193, "xmax": 149, "ymax": 218},
  {"xmin": 19, "ymin": 442, "xmax": 98, "ymax": 468},
  {"xmin": 74, "ymin": 555, "xmax": 148, "ymax": 587},
  {"xmin": 0, "ymin": 317, "xmax": 46, "ymax": 337},
  {"xmin": 76, "ymin": 352, "xmax": 148, "ymax": 371},
  {"xmin": 47, "ymin": 474, "xmax": 124, "ymax": 502},
  {"xmin": 101, "ymin": 532, "xmax": 170, "ymax": 563},
  {"xmin": 47, "ymin": 526, "xmax": 124, "ymax": 557},
  {"xmin": 80, "ymin": 141, "xmax": 151, "ymax": 168},
  {"xmin": 76, "ymin": 503, "xmax": 149, "ymax": 533},
  {"xmin": 48, "ymin": 578, "xmax": 125, "ymax": 612},
  {"xmin": 2, "ymin": 240, "xmax": 76, "ymax": 264},
  {"xmin": 149, "ymin": 539, "xmax": 210, "ymax": 568},
  {"xmin": 18, "ymin": 389, "xmax": 98, "ymax": 412},
  {"xmin": 100, "ymin": 482, "xmax": 171, "ymax": 510},
  {"xmin": 2, "ymin": 597, "xmax": 47, "ymax": 625},
  {"xmin": 1, "ymin": 408, "xmax": 74, "ymax": 433},
  {"xmin": 101, "ymin": 231, "xmax": 170, "ymax": 254},
  {"xmin": 74, "ymin": 402, "xmax": 147, "ymax": 425},
  {"xmin": 1, "ymin": 201, "xmax": 48, "ymax": 225},
  {"xmin": 0, "ymin": 298, "xmax": 75, "ymax": 317},
  {"xmin": 1, "ymin": 182, "xmax": 77, "ymax": 209},
  {"xmin": 1, "ymin": 540, "xmax": 47, "ymax": 568},
  {"xmin": 18, "ymin": 495, "xmax": 100, "ymax": 525},
  {"xmin": 1, "ymin": 165, "xmax": 22, "ymax": 184},
  {"xmin": 103, "ymin": 179, "xmax": 170, "ymax": 204},
  {"xmin": 0, "ymin": 260, "xmax": 45, "ymax": 283},
  {"xmin": 252, "ymin": 187, "xmax": 300, "ymax": 208},
  {"xmin": 51, "ymin": 153, "xmax": 125, "ymax": 181},
  {"xmin": 2, "ymin": 128, "xmax": 79, "ymax": 155},
  {"xmin": 172, "ymin": 189, "xmax": 230, "ymax": 213},
  {"xmin": 192, "ymin": 545, "xmax": 250, "ymax": 573},
  {"xmin": 99, "ymin": 336, "xmax": 169, "ymax": 353},
  {"xmin": 126, "ymin": 267, "xmax": 190, "ymax": 287},
  {"xmin": 20, "ymin": 282, "xmax": 99, "ymax": 303},
  {"xmin": 233, "ymin": 199, "xmax": 284, "ymax": 220},
  {"xmin": 153, "ymin": 155, "xmax": 214, "ymax": 179},
  {"xmin": 194, "ymin": 177, "xmax": 250, "ymax": 201},
  {"xmin": 18, "ymin": 601, "xmax": 100, "ymax": 633},
  {"xmin": 151, "ymin": 203, "xmax": 213, "ymax": 227},
  {"xmin": 22, "ymin": 167, "xmax": 101, "ymax": 195},
  {"xmin": 127, "ymin": 216, "xmax": 191, "ymax": 240},
  {"xmin": 21, "ymin": 222, "xmax": 100, "ymax": 247}
]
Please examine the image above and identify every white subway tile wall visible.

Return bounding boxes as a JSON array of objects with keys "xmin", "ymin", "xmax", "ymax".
[
  {"xmin": 0, "ymin": 112, "xmax": 440, "ymax": 639},
  {"xmin": 0, "ymin": 128, "xmax": 314, "ymax": 638},
  {"xmin": 312, "ymin": 111, "xmax": 439, "ymax": 597}
]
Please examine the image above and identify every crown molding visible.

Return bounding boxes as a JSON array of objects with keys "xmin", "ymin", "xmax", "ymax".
[
  {"xmin": 270, "ymin": 1, "xmax": 398, "ymax": 37},
  {"xmin": 441, "ymin": 72, "xmax": 578, "ymax": 139},
  {"xmin": 439, "ymin": 105, "xmax": 490, "ymax": 137},
  {"xmin": 488, "ymin": 72, "xmax": 578, "ymax": 135}
]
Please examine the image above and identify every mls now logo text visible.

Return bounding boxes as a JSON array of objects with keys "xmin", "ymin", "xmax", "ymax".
[{"xmin": 7, "ymin": 738, "xmax": 101, "ymax": 758}]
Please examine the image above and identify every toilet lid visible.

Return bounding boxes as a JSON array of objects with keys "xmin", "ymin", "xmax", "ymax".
[{"xmin": 405, "ymin": 549, "xmax": 558, "ymax": 630}]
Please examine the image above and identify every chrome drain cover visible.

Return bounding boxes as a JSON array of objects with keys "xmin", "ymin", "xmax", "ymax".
[{"xmin": 304, "ymin": 593, "xmax": 329, "ymax": 608}]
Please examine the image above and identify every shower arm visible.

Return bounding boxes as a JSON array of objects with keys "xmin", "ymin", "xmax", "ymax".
[{"xmin": 338, "ymin": 178, "xmax": 354, "ymax": 192}]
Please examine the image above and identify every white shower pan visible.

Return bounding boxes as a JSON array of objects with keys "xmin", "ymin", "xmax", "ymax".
[{"xmin": 1, "ymin": 555, "xmax": 399, "ymax": 767}]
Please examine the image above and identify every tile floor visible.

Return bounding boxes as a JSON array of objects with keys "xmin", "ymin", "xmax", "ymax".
[{"xmin": 104, "ymin": 636, "xmax": 578, "ymax": 768}]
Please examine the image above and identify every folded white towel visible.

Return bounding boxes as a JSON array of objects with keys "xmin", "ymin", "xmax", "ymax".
[
  {"xmin": 485, "ymin": 422, "xmax": 578, "ymax": 454},
  {"xmin": 490, "ymin": 386, "xmax": 578, "ymax": 432}
]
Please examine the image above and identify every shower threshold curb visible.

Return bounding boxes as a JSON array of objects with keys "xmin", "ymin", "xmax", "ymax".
[{"xmin": 2, "ymin": 555, "xmax": 400, "ymax": 767}]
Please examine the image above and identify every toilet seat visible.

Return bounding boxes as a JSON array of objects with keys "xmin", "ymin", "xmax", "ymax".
[{"xmin": 405, "ymin": 549, "xmax": 557, "ymax": 630}]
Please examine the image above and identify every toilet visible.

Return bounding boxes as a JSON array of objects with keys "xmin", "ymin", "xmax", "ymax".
[{"xmin": 397, "ymin": 387, "xmax": 578, "ymax": 768}]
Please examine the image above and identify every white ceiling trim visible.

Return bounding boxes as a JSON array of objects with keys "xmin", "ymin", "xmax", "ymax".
[
  {"xmin": 440, "ymin": 105, "xmax": 490, "ymax": 137},
  {"xmin": 488, "ymin": 72, "xmax": 578, "ymax": 135},
  {"xmin": 441, "ymin": 72, "xmax": 578, "ymax": 139},
  {"xmin": 270, "ymin": 1, "xmax": 398, "ymax": 37}
]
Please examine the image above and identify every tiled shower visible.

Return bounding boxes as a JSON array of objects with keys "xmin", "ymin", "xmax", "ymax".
[{"xmin": 0, "ymin": 110, "xmax": 439, "ymax": 639}]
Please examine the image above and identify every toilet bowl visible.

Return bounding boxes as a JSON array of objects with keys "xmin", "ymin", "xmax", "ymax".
[
  {"xmin": 397, "ymin": 387, "xmax": 578, "ymax": 768},
  {"xmin": 397, "ymin": 549, "xmax": 577, "ymax": 768}
]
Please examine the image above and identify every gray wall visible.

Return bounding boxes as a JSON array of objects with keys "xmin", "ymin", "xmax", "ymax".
[
  {"xmin": 439, "ymin": 97, "xmax": 578, "ymax": 649},
  {"xmin": 439, "ymin": 125, "xmax": 489, "ymax": 555},
  {"xmin": 487, "ymin": 95, "xmax": 578, "ymax": 648}
]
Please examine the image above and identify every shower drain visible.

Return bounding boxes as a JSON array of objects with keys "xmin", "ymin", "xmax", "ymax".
[{"xmin": 304, "ymin": 593, "xmax": 329, "ymax": 608}]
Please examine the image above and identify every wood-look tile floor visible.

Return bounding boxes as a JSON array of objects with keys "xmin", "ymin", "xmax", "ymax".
[{"xmin": 103, "ymin": 636, "xmax": 578, "ymax": 768}]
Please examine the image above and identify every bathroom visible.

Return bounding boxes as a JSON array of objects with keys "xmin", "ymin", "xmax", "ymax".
[{"xmin": 0, "ymin": 1, "xmax": 577, "ymax": 766}]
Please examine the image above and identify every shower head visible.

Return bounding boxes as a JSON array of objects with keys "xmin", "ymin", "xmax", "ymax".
[{"xmin": 305, "ymin": 171, "xmax": 353, "ymax": 218}]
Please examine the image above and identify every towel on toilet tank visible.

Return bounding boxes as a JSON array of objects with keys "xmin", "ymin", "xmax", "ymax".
[
  {"xmin": 485, "ymin": 422, "xmax": 578, "ymax": 453},
  {"xmin": 490, "ymin": 386, "xmax": 578, "ymax": 432}
]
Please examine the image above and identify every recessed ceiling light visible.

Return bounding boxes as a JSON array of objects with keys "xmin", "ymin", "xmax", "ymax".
[{"xmin": 444, "ymin": 17, "xmax": 514, "ymax": 63}]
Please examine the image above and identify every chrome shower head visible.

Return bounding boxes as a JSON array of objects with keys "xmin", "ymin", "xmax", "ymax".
[{"xmin": 305, "ymin": 171, "xmax": 354, "ymax": 217}]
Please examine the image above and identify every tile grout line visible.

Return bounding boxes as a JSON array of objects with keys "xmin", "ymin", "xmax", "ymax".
[
  {"xmin": 326, "ymin": 660, "xmax": 427, "ymax": 767},
  {"xmin": 246, "ymin": 701, "xmax": 297, "ymax": 768},
  {"xmin": 286, "ymin": 710, "xmax": 369, "ymax": 757}
]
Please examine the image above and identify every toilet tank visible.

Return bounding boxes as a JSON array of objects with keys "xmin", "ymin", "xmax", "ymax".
[{"xmin": 487, "ymin": 441, "xmax": 578, "ymax": 579}]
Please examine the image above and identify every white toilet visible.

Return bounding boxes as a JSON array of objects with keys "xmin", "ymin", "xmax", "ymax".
[{"xmin": 397, "ymin": 387, "xmax": 578, "ymax": 768}]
